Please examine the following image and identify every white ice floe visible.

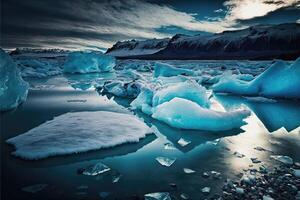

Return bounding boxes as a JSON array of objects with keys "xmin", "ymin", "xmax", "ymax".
[
  {"xmin": 7, "ymin": 111, "xmax": 152, "ymax": 160},
  {"xmin": 213, "ymin": 58, "xmax": 300, "ymax": 99},
  {"xmin": 0, "ymin": 49, "xmax": 29, "ymax": 111},
  {"xmin": 63, "ymin": 51, "xmax": 115, "ymax": 74},
  {"xmin": 152, "ymin": 98, "xmax": 250, "ymax": 131},
  {"xmin": 177, "ymin": 138, "xmax": 191, "ymax": 147},
  {"xmin": 183, "ymin": 168, "xmax": 196, "ymax": 174}
]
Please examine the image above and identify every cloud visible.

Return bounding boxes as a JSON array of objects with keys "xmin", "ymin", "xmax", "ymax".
[{"xmin": 1, "ymin": 0, "xmax": 300, "ymax": 50}]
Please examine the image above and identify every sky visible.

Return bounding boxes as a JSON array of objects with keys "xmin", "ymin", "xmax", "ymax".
[{"xmin": 1, "ymin": 0, "xmax": 300, "ymax": 50}]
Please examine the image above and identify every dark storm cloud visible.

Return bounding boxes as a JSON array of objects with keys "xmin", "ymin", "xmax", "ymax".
[{"xmin": 1, "ymin": 0, "xmax": 300, "ymax": 50}]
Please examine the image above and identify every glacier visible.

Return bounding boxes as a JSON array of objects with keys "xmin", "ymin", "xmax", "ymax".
[
  {"xmin": 152, "ymin": 98, "xmax": 250, "ymax": 131},
  {"xmin": 63, "ymin": 51, "xmax": 116, "ymax": 74},
  {"xmin": 6, "ymin": 111, "xmax": 152, "ymax": 160},
  {"xmin": 0, "ymin": 49, "xmax": 29, "ymax": 111},
  {"xmin": 213, "ymin": 58, "xmax": 300, "ymax": 99}
]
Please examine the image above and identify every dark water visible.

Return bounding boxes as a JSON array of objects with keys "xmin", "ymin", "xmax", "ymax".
[{"xmin": 1, "ymin": 74, "xmax": 300, "ymax": 200}]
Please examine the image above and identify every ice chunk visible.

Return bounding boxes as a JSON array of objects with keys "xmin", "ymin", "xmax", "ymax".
[
  {"xmin": 233, "ymin": 151, "xmax": 245, "ymax": 158},
  {"xmin": 144, "ymin": 192, "xmax": 171, "ymax": 200},
  {"xmin": 180, "ymin": 193, "xmax": 189, "ymax": 199},
  {"xmin": 153, "ymin": 62, "xmax": 194, "ymax": 77},
  {"xmin": 82, "ymin": 162, "xmax": 110, "ymax": 176},
  {"xmin": 152, "ymin": 81, "xmax": 210, "ymax": 108},
  {"xmin": 112, "ymin": 174, "xmax": 122, "ymax": 183},
  {"xmin": 101, "ymin": 80, "xmax": 143, "ymax": 98},
  {"xmin": 156, "ymin": 157, "xmax": 176, "ymax": 167},
  {"xmin": 183, "ymin": 168, "xmax": 195, "ymax": 174},
  {"xmin": 201, "ymin": 187, "xmax": 211, "ymax": 194},
  {"xmin": 7, "ymin": 111, "xmax": 152, "ymax": 160},
  {"xmin": 63, "ymin": 51, "xmax": 115, "ymax": 74},
  {"xmin": 177, "ymin": 138, "xmax": 191, "ymax": 147},
  {"xmin": 0, "ymin": 49, "xmax": 29, "ymax": 111},
  {"xmin": 213, "ymin": 58, "xmax": 300, "ymax": 99},
  {"xmin": 21, "ymin": 184, "xmax": 48, "ymax": 193},
  {"xmin": 270, "ymin": 155, "xmax": 293, "ymax": 165},
  {"xmin": 152, "ymin": 98, "xmax": 250, "ymax": 131},
  {"xmin": 130, "ymin": 88, "xmax": 154, "ymax": 115},
  {"xmin": 164, "ymin": 143, "xmax": 176, "ymax": 150}
]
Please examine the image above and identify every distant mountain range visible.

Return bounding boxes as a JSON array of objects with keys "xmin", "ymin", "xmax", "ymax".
[{"xmin": 106, "ymin": 23, "xmax": 300, "ymax": 60}]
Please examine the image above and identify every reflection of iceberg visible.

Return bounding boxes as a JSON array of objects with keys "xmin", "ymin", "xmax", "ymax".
[
  {"xmin": 65, "ymin": 73, "xmax": 116, "ymax": 90},
  {"xmin": 215, "ymin": 94, "xmax": 300, "ymax": 132},
  {"xmin": 135, "ymin": 110, "xmax": 243, "ymax": 153}
]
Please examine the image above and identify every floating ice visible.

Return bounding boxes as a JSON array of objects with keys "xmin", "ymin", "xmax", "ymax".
[
  {"xmin": 180, "ymin": 193, "xmax": 189, "ymax": 199},
  {"xmin": 82, "ymin": 162, "xmax": 110, "ymax": 176},
  {"xmin": 63, "ymin": 51, "xmax": 115, "ymax": 74},
  {"xmin": 164, "ymin": 143, "xmax": 176, "ymax": 150},
  {"xmin": 152, "ymin": 98, "xmax": 250, "ymax": 131},
  {"xmin": 213, "ymin": 58, "xmax": 300, "ymax": 99},
  {"xmin": 21, "ymin": 184, "xmax": 48, "ymax": 193},
  {"xmin": 293, "ymin": 169, "xmax": 300, "ymax": 178},
  {"xmin": 130, "ymin": 88, "xmax": 154, "ymax": 115},
  {"xmin": 0, "ymin": 49, "xmax": 29, "ymax": 111},
  {"xmin": 101, "ymin": 80, "xmax": 143, "ymax": 98},
  {"xmin": 183, "ymin": 168, "xmax": 195, "ymax": 174},
  {"xmin": 270, "ymin": 155, "xmax": 293, "ymax": 165},
  {"xmin": 235, "ymin": 187, "xmax": 244, "ymax": 195},
  {"xmin": 112, "ymin": 174, "xmax": 122, "ymax": 183},
  {"xmin": 156, "ymin": 157, "xmax": 176, "ymax": 167},
  {"xmin": 144, "ymin": 192, "xmax": 171, "ymax": 200},
  {"xmin": 152, "ymin": 81, "xmax": 210, "ymax": 108},
  {"xmin": 201, "ymin": 187, "xmax": 211, "ymax": 194},
  {"xmin": 7, "ymin": 111, "xmax": 152, "ymax": 159},
  {"xmin": 153, "ymin": 62, "xmax": 194, "ymax": 77},
  {"xmin": 263, "ymin": 195, "xmax": 274, "ymax": 200},
  {"xmin": 177, "ymin": 138, "xmax": 191, "ymax": 147}
]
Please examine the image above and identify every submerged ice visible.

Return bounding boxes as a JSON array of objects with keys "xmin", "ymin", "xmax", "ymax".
[
  {"xmin": 63, "ymin": 51, "xmax": 115, "ymax": 74},
  {"xmin": 0, "ymin": 49, "xmax": 29, "ymax": 111},
  {"xmin": 7, "ymin": 111, "xmax": 152, "ymax": 159}
]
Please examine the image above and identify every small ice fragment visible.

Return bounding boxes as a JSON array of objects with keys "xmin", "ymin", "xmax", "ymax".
[
  {"xmin": 177, "ymin": 138, "xmax": 191, "ymax": 147},
  {"xmin": 156, "ymin": 157, "xmax": 176, "ymax": 167},
  {"xmin": 112, "ymin": 174, "xmax": 122, "ymax": 183},
  {"xmin": 180, "ymin": 193, "xmax": 189, "ymax": 199},
  {"xmin": 77, "ymin": 185, "xmax": 88, "ymax": 190},
  {"xmin": 233, "ymin": 151, "xmax": 245, "ymax": 158},
  {"xmin": 201, "ymin": 187, "xmax": 211, "ymax": 194},
  {"xmin": 183, "ymin": 168, "xmax": 195, "ymax": 174},
  {"xmin": 144, "ymin": 192, "xmax": 171, "ymax": 200},
  {"xmin": 82, "ymin": 162, "xmax": 110, "ymax": 176},
  {"xmin": 263, "ymin": 195, "xmax": 274, "ymax": 200},
  {"xmin": 270, "ymin": 155, "xmax": 293, "ymax": 165},
  {"xmin": 164, "ymin": 143, "xmax": 176, "ymax": 150},
  {"xmin": 251, "ymin": 157, "xmax": 261, "ymax": 164},
  {"xmin": 99, "ymin": 192, "xmax": 110, "ymax": 198},
  {"xmin": 21, "ymin": 184, "xmax": 48, "ymax": 193},
  {"xmin": 211, "ymin": 171, "xmax": 221, "ymax": 179},
  {"xmin": 202, "ymin": 172, "xmax": 210, "ymax": 178},
  {"xmin": 207, "ymin": 139, "xmax": 220, "ymax": 145}
]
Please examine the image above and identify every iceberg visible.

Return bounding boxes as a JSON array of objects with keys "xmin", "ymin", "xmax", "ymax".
[
  {"xmin": 101, "ymin": 80, "xmax": 143, "ymax": 98},
  {"xmin": 152, "ymin": 98, "xmax": 250, "ymax": 131},
  {"xmin": 7, "ymin": 111, "xmax": 152, "ymax": 160},
  {"xmin": 152, "ymin": 81, "xmax": 210, "ymax": 108},
  {"xmin": 0, "ymin": 49, "xmax": 29, "ymax": 111},
  {"xmin": 153, "ymin": 62, "xmax": 194, "ymax": 77},
  {"xmin": 156, "ymin": 156, "xmax": 176, "ymax": 167},
  {"xmin": 213, "ymin": 58, "xmax": 300, "ymax": 99},
  {"xmin": 63, "ymin": 51, "xmax": 115, "ymax": 74}
]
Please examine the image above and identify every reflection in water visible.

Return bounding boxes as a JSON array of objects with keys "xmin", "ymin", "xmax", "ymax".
[
  {"xmin": 215, "ymin": 94, "xmax": 300, "ymax": 132},
  {"xmin": 64, "ymin": 72, "xmax": 116, "ymax": 90}
]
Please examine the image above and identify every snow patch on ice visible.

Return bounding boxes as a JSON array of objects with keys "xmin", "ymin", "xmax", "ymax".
[{"xmin": 7, "ymin": 111, "xmax": 152, "ymax": 160}]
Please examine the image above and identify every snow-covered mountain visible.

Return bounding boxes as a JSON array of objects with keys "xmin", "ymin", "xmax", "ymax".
[
  {"xmin": 106, "ymin": 38, "xmax": 169, "ymax": 57},
  {"xmin": 106, "ymin": 23, "xmax": 300, "ymax": 60}
]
